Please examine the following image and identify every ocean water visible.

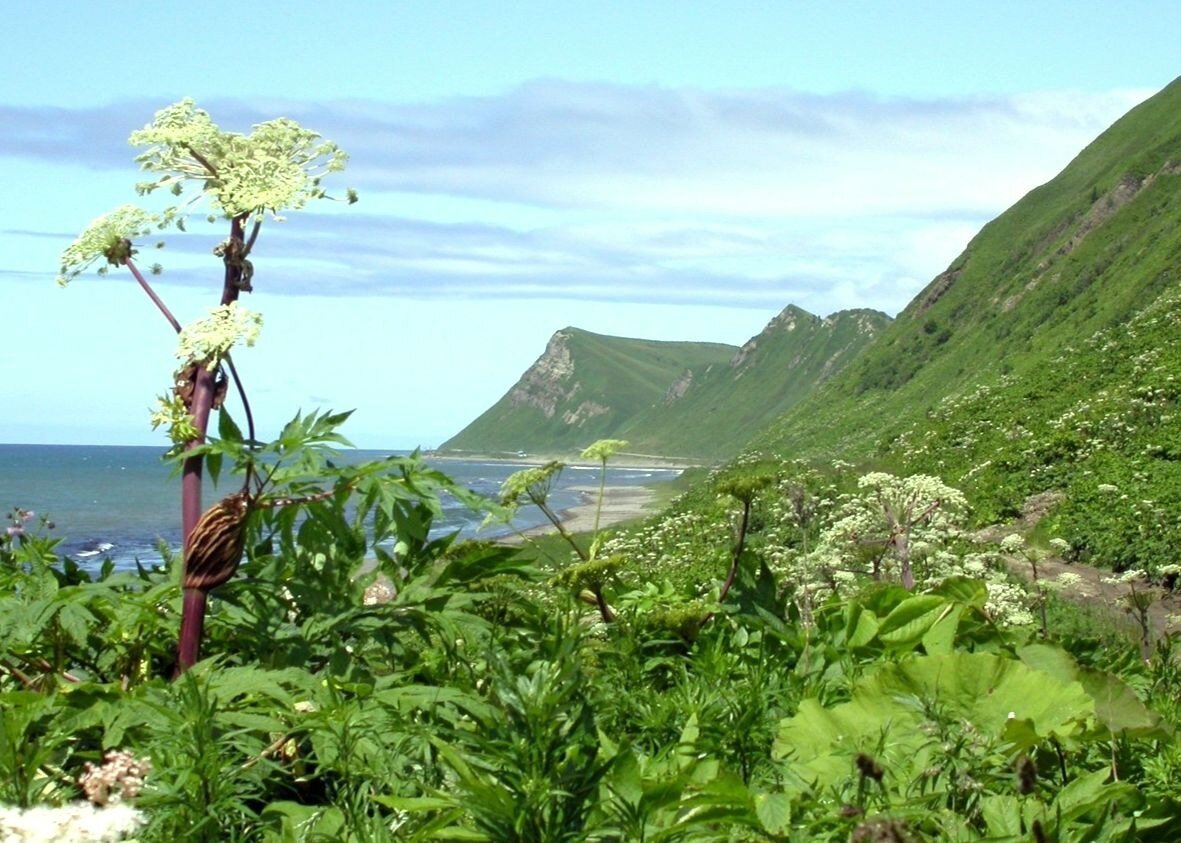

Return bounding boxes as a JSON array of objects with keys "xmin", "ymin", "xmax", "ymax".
[{"xmin": 0, "ymin": 444, "xmax": 680, "ymax": 571}]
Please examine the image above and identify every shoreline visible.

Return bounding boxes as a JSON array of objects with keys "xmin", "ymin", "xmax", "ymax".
[
  {"xmin": 428, "ymin": 451, "xmax": 706, "ymax": 472},
  {"xmin": 500, "ymin": 483, "xmax": 662, "ymax": 544}
]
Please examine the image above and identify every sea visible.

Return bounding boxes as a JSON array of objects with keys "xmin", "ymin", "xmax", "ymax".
[{"xmin": 0, "ymin": 444, "xmax": 681, "ymax": 572}]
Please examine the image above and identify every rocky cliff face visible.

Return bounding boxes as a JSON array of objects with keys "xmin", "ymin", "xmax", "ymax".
[{"xmin": 506, "ymin": 330, "xmax": 580, "ymax": 418}]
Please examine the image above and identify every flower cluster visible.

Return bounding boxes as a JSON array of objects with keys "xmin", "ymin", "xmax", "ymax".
[
  {"xmin": 0, "ymin": 803, "xmax": 145, "ymax": 842},
  {"xmin": 175, "ymin": 302, "xmax": 263, "ymax": 371},
  {"xmin": 56, "ymin": 205, "xmax": 156, "ymax": 286},
  {"xmin": 4, "ymin": 508, "xmax": 34, "ymax": 539},
  {"xmin": 362, "ymin": 581, "xmax": 396, "ymax": 605},
  {"xmin": 130, "ymin": 99, "xmax": 350, "ymax": 219},
  {"xmin": 78, "ymin": 750, "xmax": 151, "ymax": 806}
]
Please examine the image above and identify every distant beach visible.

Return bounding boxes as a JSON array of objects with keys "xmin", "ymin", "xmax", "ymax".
[{"xmin": 503, "ymin": 483, "xmax": 662, "ymax": 544}]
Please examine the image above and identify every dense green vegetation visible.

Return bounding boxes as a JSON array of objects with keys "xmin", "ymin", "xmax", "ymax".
[
  {"xmin": 5, "ymin": 441, "xmax": 1180, "ymax": 840},
  {"xmin": 10, "ymin": 76, "xmax": 1181, "ymax": 839},
  {"xmin": 753, "ymin": 75, "xmax": 1181, "ymax": 464},
  {"xmin": 623, "ymin": 308, "xmax": 888, "ymax": 460}
]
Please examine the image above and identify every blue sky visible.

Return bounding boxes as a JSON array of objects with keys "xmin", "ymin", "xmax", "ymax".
[{"xmin": 2, "ymin": 2, "xmax": 1178, "ymax": 448}]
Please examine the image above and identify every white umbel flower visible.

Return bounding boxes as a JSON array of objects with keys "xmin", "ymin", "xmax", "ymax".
[
  {"xmin": 0, "ymin": 802, "xmax": 145, "ymax": 843},
  {"xmin": 176, "ymin": 302, "xmax": 263, "ymax": 370}
]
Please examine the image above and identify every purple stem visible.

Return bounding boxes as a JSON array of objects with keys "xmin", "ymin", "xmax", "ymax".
[
  {"xmin": 718, "ymin": 497, "xmax": 752, "ymax": 604},
  {"xmin": 125, "ymin": 258, "xmax": 182, "ymax": 333},
  {"xmin": 176, "ymin": 215, "xmax": 248, "ymax": 672}
]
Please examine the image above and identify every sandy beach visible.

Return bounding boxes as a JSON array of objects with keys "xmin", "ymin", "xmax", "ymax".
[
  {"xmin": 502, "ymin": 483, "xmax": 662, "ymax": 544},
  {"xmin": 430, "ymin": 451, "xmax": 702, "ymax": 472}
]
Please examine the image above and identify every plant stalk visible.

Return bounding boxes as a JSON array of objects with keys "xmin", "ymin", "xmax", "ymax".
[{"xmin": 176, "ymin": 215, "xmax": 248, "ymax": 672}]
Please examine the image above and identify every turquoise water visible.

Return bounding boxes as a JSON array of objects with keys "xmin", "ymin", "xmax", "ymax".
[{"xmin": 0, "ymin": 444, "xmax": 679, "ymax": 570}]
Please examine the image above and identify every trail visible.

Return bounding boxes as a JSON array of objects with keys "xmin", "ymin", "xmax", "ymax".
[{"xmin": 976, "ymin": 491, "xmax": 1180, "ymax": 641}]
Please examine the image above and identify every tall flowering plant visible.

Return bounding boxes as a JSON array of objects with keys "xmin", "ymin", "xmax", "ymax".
[{"xmin": 57, "ymin": 100, "xmax": 354, "ymax": 671}]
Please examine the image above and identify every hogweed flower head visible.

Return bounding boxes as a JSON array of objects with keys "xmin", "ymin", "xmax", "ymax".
[
  {"xmin": 0, "ymin": 802, "xmax": 145, "ymax": 843},
  {"xmin": 1000, "ymin": 533, "xmax": 1026, "ymax": 554},
  {"xmin": 57, "ymin": 205, "xmax": 155, "ymax": 286},
  {"xmin": 580, "ymin": 438, "xmax": 629, "ymax": 463},
  {"xmin": 176, "ymin": 302, "xmax": 262, "ymax": 371},
  {"xmin": 130, "ymin": 98, "xmax": 350, "ymax": 220}
]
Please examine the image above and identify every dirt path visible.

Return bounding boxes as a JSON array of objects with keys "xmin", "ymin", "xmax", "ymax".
[{"xmin": 975, "ymin": 492, "xmax": 1181, "ymax": 640}]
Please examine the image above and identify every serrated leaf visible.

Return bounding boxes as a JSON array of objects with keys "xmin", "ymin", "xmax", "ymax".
[{"xmin": 755, "ymin": 792, "xmax": 792, "ymax": 833}]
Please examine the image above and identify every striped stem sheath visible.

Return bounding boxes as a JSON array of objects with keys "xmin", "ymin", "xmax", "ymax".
[{"xmin": 182, "ymin": 491, "xmax": 251, "ymax": 591}]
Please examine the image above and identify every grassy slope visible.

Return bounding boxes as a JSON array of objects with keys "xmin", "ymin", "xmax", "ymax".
[
  {"xmin": 624, "ymin": 306, "xmax": 890, "ymax": 460},
  {"xmin": 439, "ymin": 328, "xmax": 736, "ymax": 455},
  {"xmin": 752, "ymin": 76, "xmax": 1181, "ymax": 465},
  {"xmin": 442, "ymin": 306, "xmax": 889, "ymax": 461}
]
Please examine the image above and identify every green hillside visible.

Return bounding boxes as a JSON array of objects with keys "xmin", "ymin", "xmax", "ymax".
[
  {"xmin": 441, "ymin": 306, "xmax": 888, "ymax": 460},
  {"xmin": 624, "ymin": 306, "xmax": 889, "ymax": 459},
  {"xmin": 753, "ymin": 76, "xmax": 1181, "ymax": 464},
  {"xmin": 743, "ymin": 76, "xmax": 1181, "ymax": 574},
  {"xmin": 438, "ymin": 328, "xmax": 736, "ymax": 456}
]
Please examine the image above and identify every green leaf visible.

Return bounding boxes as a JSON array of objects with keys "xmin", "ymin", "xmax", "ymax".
[
  {"xmin": 218, "ymin": 408, "xmax": 244, "ymax": 444},
  {"xmin": 920, "ymin": 603, "xmax": 962, "ymax": 654},
  {"xmin": 754, "ymin": 792, "xmax": 792, "ymax": 834},
  {"xmin": 877, "ymin": 594, "xmax": 948, "ymax": 647},
  {"xmin": 1079, "ymin": 668, "xmax": 1171, "ymax": 739},
  {"xmin": 845, "ymin": 600, "xmax": 880, "ymax": 647},
  {"xmin": 932, "ymin": 575, "xmax": 989, "ymax": 607},
  {"xmin": 980, "ymin": 794, "xmax": 1023, "ymax": 837},
  {"xmin": 774, "ymin": 652, "xmax": 1095, "ymax": 785},
  {"xmin": 676, "ymin": 712, "xmax": 699, "ymax": 770}
]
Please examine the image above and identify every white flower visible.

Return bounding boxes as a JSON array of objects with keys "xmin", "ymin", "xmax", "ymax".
[
  {"xmin": 57, "ymin": 205, "xmax": 156, "ymax": 286},
  {"xmin": 362, "ymin": 581, "xmax": 396, "ymax": 605},
  {"xmin": 0, "ymin": 802, "xmax": 145, "ymax": 842},
  {"xmin": 999, "ymin": 534, "xmax": 1026, "ymax": 553},
  {"xmin": 176, "ymin": 302, "xmax": 263, "ymax": 370},
  {"xmin": 78, "ymin": 750, "xmax": 151, "ymax": 806}
]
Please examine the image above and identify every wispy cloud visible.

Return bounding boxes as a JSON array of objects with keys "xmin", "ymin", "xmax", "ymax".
[{"xmin": 2, "ymin": 82, "xmax": 1151, "ymax": 315}]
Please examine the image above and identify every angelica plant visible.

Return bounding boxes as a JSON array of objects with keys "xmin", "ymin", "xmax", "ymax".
[
  {"xmin": 822, "ymin": 472, "xmax": 967, "ymax": 590},
  {"xmin": 58, "ymin": 100, "xmax": 353, "ymax": 671}
]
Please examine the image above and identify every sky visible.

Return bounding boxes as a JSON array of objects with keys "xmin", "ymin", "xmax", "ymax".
[{"xmin": 2, "ymin": 2, "xmax": 1178, "ymax": 448}]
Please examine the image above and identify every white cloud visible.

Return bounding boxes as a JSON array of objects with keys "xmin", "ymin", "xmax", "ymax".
[{"xmin": 1, "ymin": 81, "xmax": 1155, "ymax": 317}]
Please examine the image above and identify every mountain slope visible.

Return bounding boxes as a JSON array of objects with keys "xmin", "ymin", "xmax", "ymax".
[
  {"xmin": 440, "ymin": 305, "xmax": 889, "ymax": 460},
  {"xmin": 623, "ymin": 306, "xmax": 889, "ymax": 459},
  {"xmin": 438, "ymin": 329, "xmax": 737, "ymax": 456},
  {"xmin": 742, "ymin": 76, "xmax": 1181, "ymax": 574},
  {"xmin": 752, "ymin": 76, "xmax": 1181, "ymax": 464}
]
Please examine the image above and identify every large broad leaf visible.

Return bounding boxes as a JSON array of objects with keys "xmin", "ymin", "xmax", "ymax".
[
  {"xmin": 920, "ymin": 604, "xmax": 963, "ymax": 655},
  {"xmin": 931, "ymin": 575, "xmax": 989, "ymax": 608},
  {"xmin": 876, "ymin": 594, "xmax": 950, "ymax": 648},
  {"xmin": 1019, "ymin": 644, "xmax": 1171, "ymax": 740},
  {"xmin": 1080, "ymin": 669, "xmax": 1171, "ymax": 739},
  {"xmin": 773, "ymin": 652, "xmax": 1094, "ymax": 788},
  {"xmin": 844, "ymin": 601, "xmax": 880, "ymax": 648}
]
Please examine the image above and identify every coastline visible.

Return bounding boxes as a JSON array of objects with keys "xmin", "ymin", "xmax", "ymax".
[
  {"xmin": 501, "ymin": 483, "xmax": 661, "ymax": 544},
  {"xmin": 429, "ymin": 450, "xmax": 705, "ymax": 471}
]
